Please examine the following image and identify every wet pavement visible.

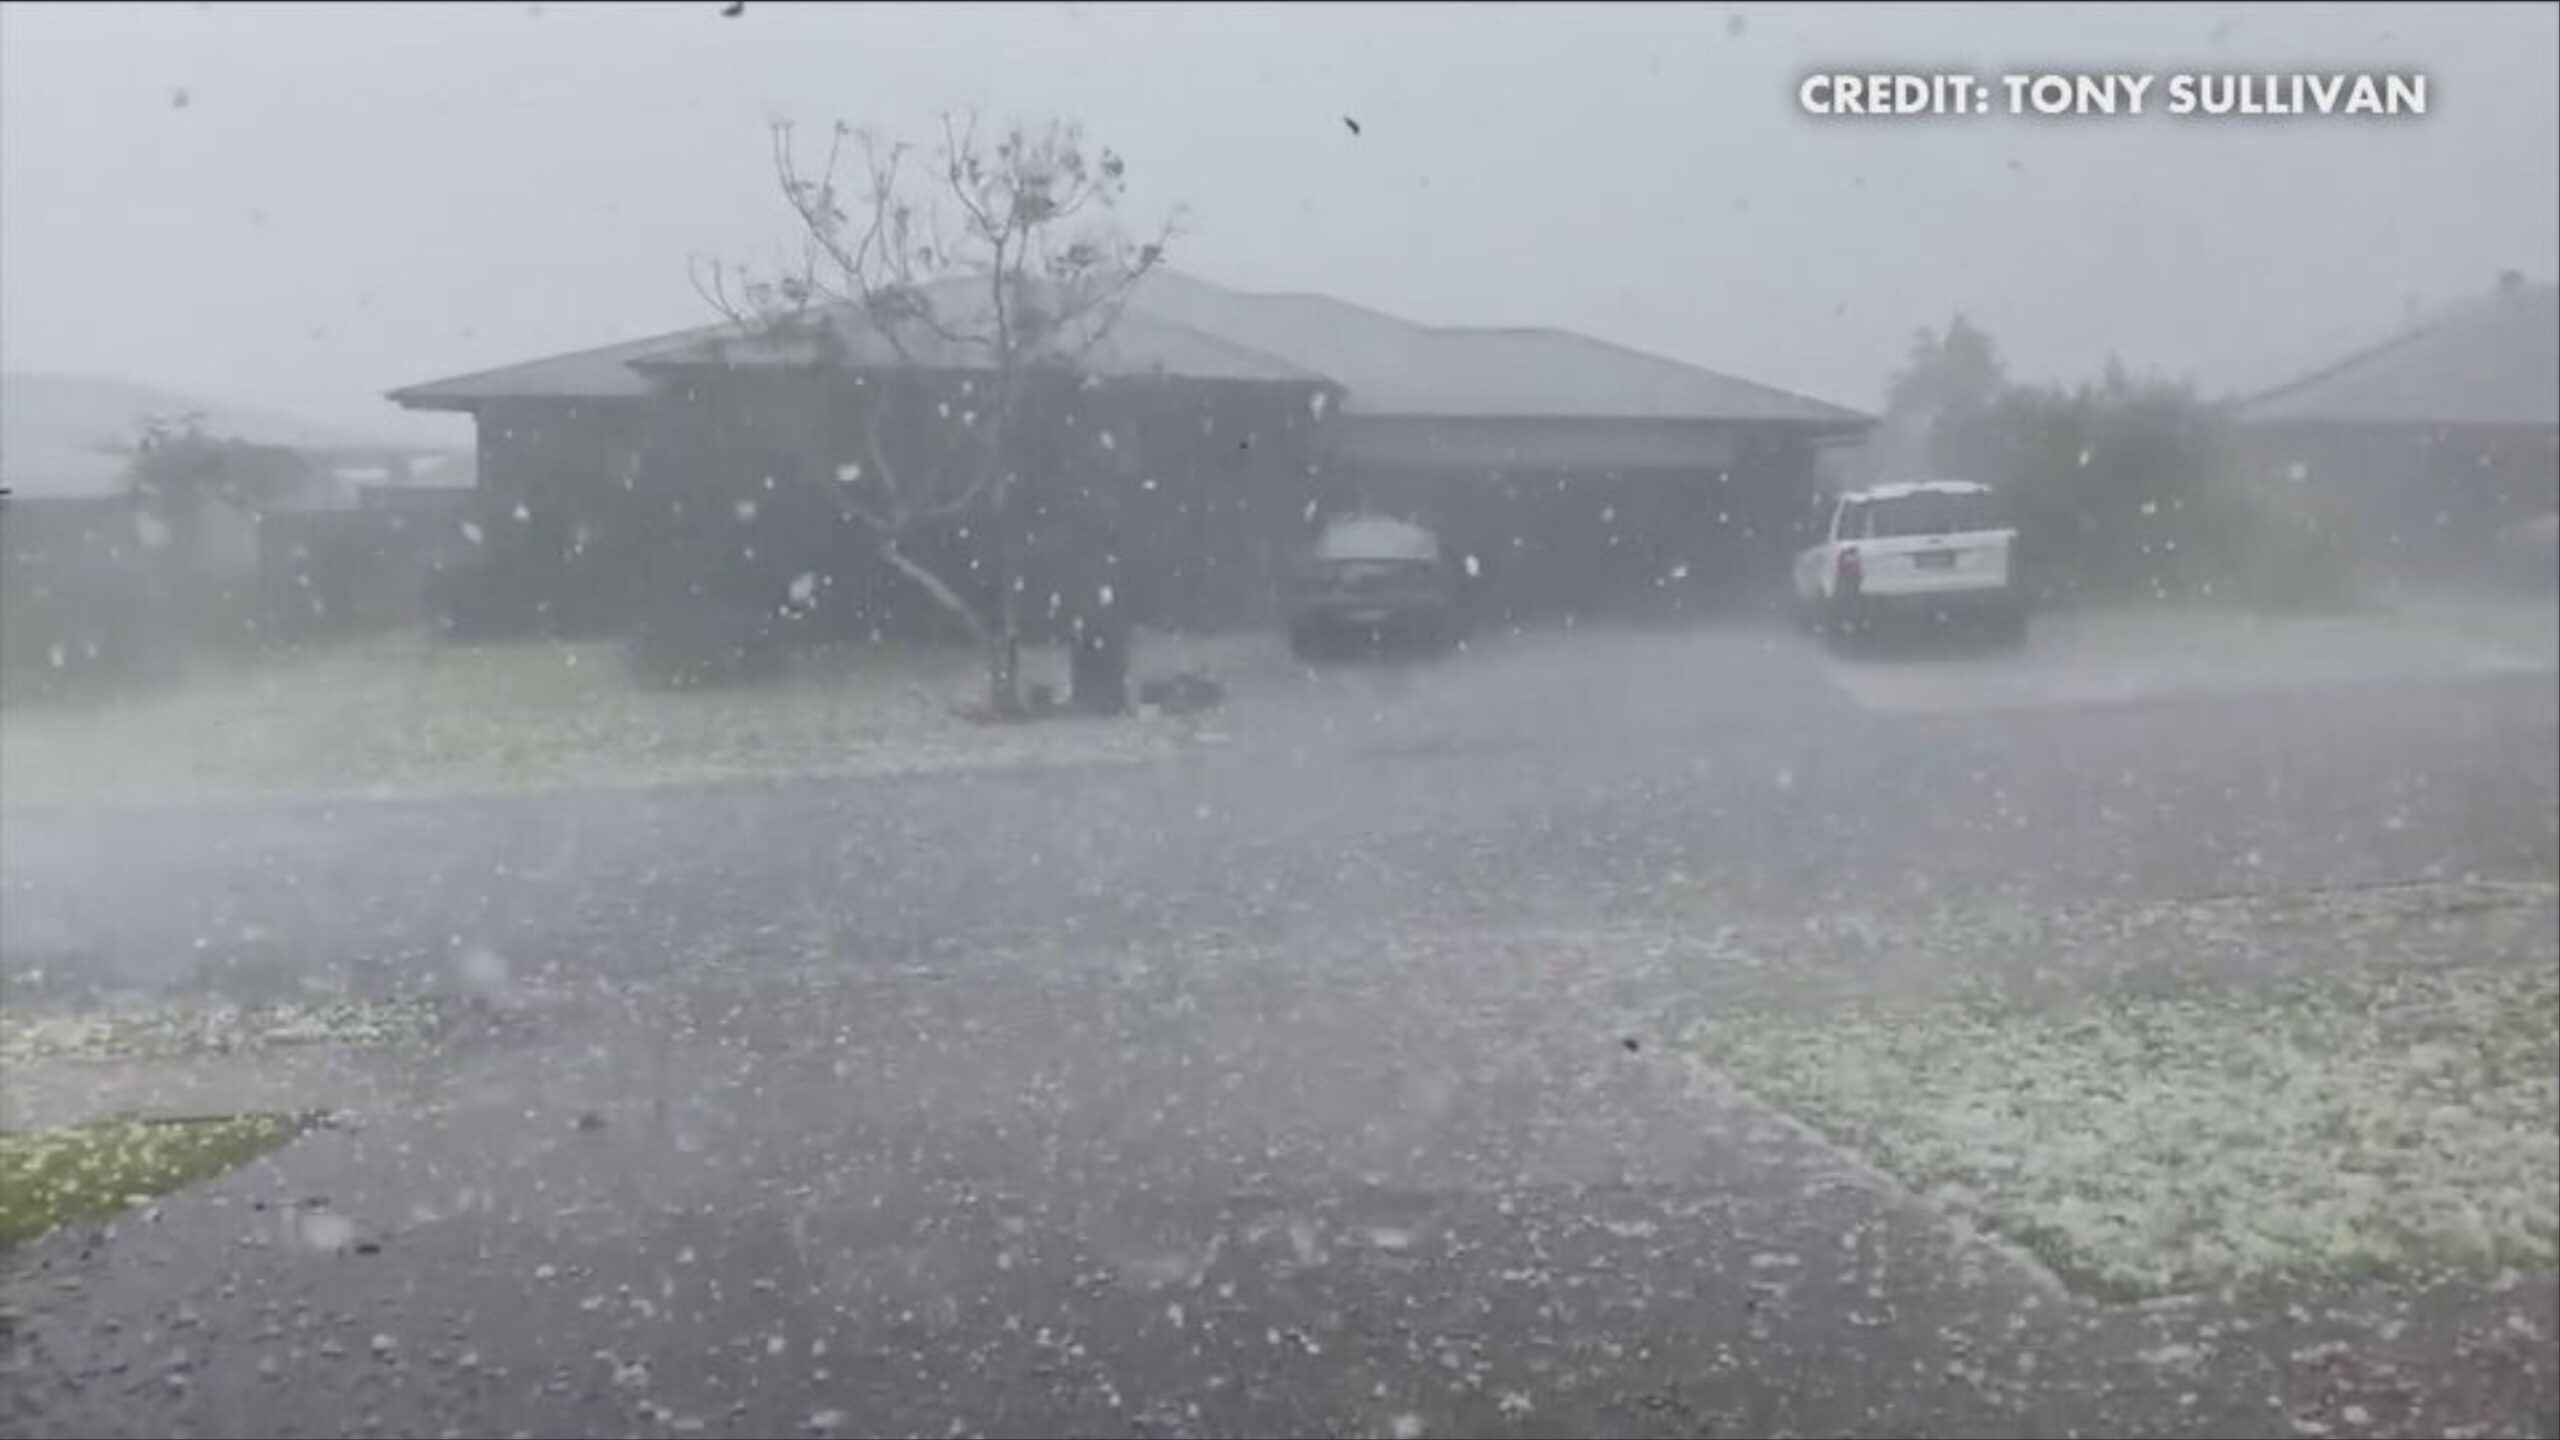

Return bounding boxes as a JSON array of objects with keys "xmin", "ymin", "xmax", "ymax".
[{"xmin": 4, "ymin": 616, "xmax": 2556, "ymax": 1438}]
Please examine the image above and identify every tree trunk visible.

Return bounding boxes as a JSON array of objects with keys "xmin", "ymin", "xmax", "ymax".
[
  {"xmin": 991, "ymin": 582, "xmax": 1022, "ymax": 717},
  {"xmin": 1068, "ymin": 611, "xmax": 1129, "ymax": 715},
  {"xmin": 869, "ymin": 538, "xmax": 1026, "ymax": 716},
  {"xmin": 986, "ymin": 461, "xmax": 1025, "ymax": 717}
]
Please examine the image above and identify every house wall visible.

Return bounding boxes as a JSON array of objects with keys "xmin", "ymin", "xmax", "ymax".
[
  {"xmin": 2235, "ymin": 420, "xmax": 2560, "ymax": 576},
  {"xmin": 1323, "ymin": 420, "xmax": 1827, "ymax": 622},
  {"xmin": 626, "ymin": 368, "xmax": 1329, "ymax": 643},
  {"xmin": 465, "ymin": 398, "xmax": 651, "ymax": 634},
  {"xmin": 3, "ymin": 497, "xmax": 168, "ymax": 694},
  {"xmin": 1102, "ymin": 377, "xmax": 1330, "ymax": 633},
  {"xmin": 256, "ymin": 494, "xmax": 476, "ymax": 640},
  {"xmin": 440, "ymin": 385, "xmax": 1849, "ymax": 640}
]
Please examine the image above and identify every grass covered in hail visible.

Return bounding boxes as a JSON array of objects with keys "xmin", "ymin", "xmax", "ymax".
[
  {"xmin": 0, "ymin": 996, "xmax": 442, "ymax": 1066},
  {"xmin": 0, "ymin": 1114, "xmax": 311, "ymax": 1250},
  {"xmin": 1687, "ymin": 957, "xmax": 2559, "ymax": 1301},
  {"xmin": 0, "ymin": 631, "xmax": 1201, "ymax": 801}
]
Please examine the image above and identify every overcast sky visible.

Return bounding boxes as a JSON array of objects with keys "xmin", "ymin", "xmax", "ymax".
[{"xmin": 3, "ymin": 1, "xmax": 2552, "ymax": 446}]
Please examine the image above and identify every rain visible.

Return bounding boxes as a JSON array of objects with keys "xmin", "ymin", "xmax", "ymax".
[{"xmin": 1, "ymin": 4, "xmax": 2556, "ymax": 1439}]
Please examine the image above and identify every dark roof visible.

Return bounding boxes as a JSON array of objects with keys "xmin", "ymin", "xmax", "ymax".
[
  {"xmin": 2238, "ymin": 280, "xmax": 2559, "ymax": 429},
  {"xmin": 637, "ymin": 276, "xmax": 1330, "ymax": 387},
  {"xmin": 388, "ymin": 270, "xmax": 1872, "ymax": 427},
  {"xmin": 1126, "ymin": 271, "xmax": 1872, "ymax": 426},
  {"xmin": 387, "ymin": 327, "xmax": 718, "ymax": 410}
]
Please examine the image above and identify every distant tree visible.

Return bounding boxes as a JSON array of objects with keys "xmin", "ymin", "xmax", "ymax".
[
  {"xmin": 1974, "ymin": 361, "xmax": 2235, "ymax": 603},
  {"xmin": 1885, "ymin": 314, "xmax": 2007, "ymax": 420},
  {"xmin": 122, "ymin": 411, "xmax": 316, "ymax": 514},
  {"xmin": 697, "ymin": 111, "xmax": 1177, "ymax": 716},
  {"xmin": 1878, "ymin": 321, "xmax": 2256, "ymax": 604},
  {"xmin": 1881, "ymin": 314, "xmax": 2009, "ymax": 480},
  {"xmin": 107, "ymin": 413, "xmax": 319, "ymax": 652}
]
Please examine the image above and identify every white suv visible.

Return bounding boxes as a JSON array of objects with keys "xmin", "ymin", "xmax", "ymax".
[{"xmin": 1793, "ymin": 480, "xmax": 2027, "ymax": 647}]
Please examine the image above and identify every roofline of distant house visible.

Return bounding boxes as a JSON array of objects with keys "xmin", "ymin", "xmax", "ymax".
[
  {"xmin": 2236, "ymin": 315, "xmax": 2449, "ymax": 417},
  {"xmin": 2236, "ymin": 279, "xmax": 2557, "ymax": 423},
  {"xmin": 1454, "ymin": 326, "xmax": 1872, "ymax": 424},
  {"xmin": 1170, "ymin": 278, "xmax": 1875, "ymax": 424},
  {"xmin": 626, "ymin": 305, "xmax": 1341, "ymax": 391},
  {"xmin": 388, "ymin": 385, "xmax": 644, "ymax": 414},
  {"xmin": 389, "ymin": 309, "xmax": 1343, "ymax": 411},
  {"xmin": 385, "ymin": 318, "xmax": 740, "ymax": 411},
  {"xmin": 1329, "ymin": 409, "xmax": 1874, "ymax": 431},
  {"xmin": 387, "ymin": 272, "xmax": 1878, "ymax": 426},
  {"xmin": 2232, "ymin": 414, "xmax": 2560, "ymax": 434}
]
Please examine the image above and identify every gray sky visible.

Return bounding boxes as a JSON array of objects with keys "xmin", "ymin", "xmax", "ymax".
[{"xmin": 3, "ymin": 1, "xmax": 2552, "ymax": 447}]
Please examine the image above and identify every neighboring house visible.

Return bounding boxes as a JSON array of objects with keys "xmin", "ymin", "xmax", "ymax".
[
  {"xmin": 391, "ymin": 274, "xmax": 1342, "ymax": 638},
  {"xmin": 348, "ymin": 448, "xmax": 478, "ymax": 511},
  {"xmin": 1, "ymin": 426, "xmax": 262, "ymax": 691},
  {"xmin": 0, "ymin": 471, "xmax": 214, "ymax": 693},
  {"xmin": 259, "ymin": 446, "xmax": 479, "ymax": 514},
  {"xmin": 2234, "ymin": 273, "xmax": 2559, "ymax": 578},
  {"xmin": 388, "ymin": 270, "xmax": 1873, "ymax": 636},
  {"xmin": 256, "ymin": 450, "xmax": 478, "ymax": 640},
  {"xmin": 0, "ymin": 375, "xmax": 477, "ymax": 673}
]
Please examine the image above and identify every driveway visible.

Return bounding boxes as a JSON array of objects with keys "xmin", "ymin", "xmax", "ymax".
[{"xmin": 4, "ymin": 604, "xmax": 2555, "ymax": 1438}]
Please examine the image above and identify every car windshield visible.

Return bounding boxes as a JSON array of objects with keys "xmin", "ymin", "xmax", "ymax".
[
  {"xmin": 4, "ymin": 6, "xmax": 2555, "ymax": 1440},
  {"xmin": 1861, "ymin": 490, "xmax": 2007, "ymax": 538}
]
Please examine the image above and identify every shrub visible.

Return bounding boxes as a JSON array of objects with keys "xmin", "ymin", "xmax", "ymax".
[
  {"xmin": 626, "ymin": 595, "xmax": 789, "ymax": 691},
  {"xmin": 426, "ymin": 559, "xmax": 544, "ymax": 641},
  {"xmin": 2196, "ymin": 481, "xmax": 2367, "ymax": 612}
]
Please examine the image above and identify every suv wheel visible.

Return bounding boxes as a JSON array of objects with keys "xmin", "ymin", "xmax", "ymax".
[
  {"xmin": 1991, "ymin": 601, "xmax": 2030, "ymax": 648},
  {"xmin": 1823, "ymin": 599, "xmax": 1865, "ymax": 654}
]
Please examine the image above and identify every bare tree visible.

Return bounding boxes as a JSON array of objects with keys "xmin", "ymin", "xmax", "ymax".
[{"xmin": 696, "ymin": 111, "xmax": 1177, "ymax": 716}]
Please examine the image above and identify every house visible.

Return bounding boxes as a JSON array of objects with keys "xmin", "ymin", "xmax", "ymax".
[
  {"xmin": 2234, "ymin": 272, "xmax": 2559, "ymax": 578},
  {"xmin": 386, "ymin": 270, "xmax": 1872, "ymax": 637},
  {"xmin": 252, "ymin": 450, "xmax": 479, "ymax": 641},
  {"xmin": 2, "ymin": 378, "xmax": 267, "ymax": 688},
  {"xmin": 1126, "ymin": 272, "xmax": 1872, "ymax": 617},
  {"xmin": 391, "ymin": 276, "xmax": 1342, "ymax": 638},
  {"xmin": 0, "ymin": 375, "xmax": 479, "ymax": 671}
]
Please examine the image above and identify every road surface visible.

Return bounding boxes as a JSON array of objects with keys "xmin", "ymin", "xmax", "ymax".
[{"xmin": 4, "ymin": 611, "xmax": 2556, "ymax": 1438}]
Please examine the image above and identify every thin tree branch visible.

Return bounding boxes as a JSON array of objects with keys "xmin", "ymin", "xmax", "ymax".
[
  {"xmin": 836, "ymin": 494, "xmax": 892, "ymax": 534},
  {"xmin": 690, "ymin": 255, "xmax": 747, "ymax": 325},
  {"xmin": 707, "ymin": 108, "xmax": 1177, "ymax": 709},
  {"xmin": 877, "ymin": 541, "xmax": 990, "ymax": 645},
  {"xmin": 1059, "ymin": 219, "xmax": 1176, "ymax": 366}
]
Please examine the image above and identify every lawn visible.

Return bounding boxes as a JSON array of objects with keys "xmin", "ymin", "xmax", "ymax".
[
  {"xmin": 1687, "ymin": 953, "xmax": 2560, "ymax": 1301},
  {"xmin": 0, "ymin": 1114, "xmax": 310, "ymax": 1250},
  {"xmin": 0, "ymin": 631, "xmax": 1201, "ymax": 802},
  {"xmin": 0, "ymin": 996, "xmax": 443, "ymax": 1067}
]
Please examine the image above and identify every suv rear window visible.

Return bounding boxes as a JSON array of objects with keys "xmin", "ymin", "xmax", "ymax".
[
  {"xmin": 1860, "ymin": 491, "xmax": 2008, "ymax": 539},
  {"xmin": 1313, "ymin": 516, "xmax": 1441, "ymax": 563}
]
